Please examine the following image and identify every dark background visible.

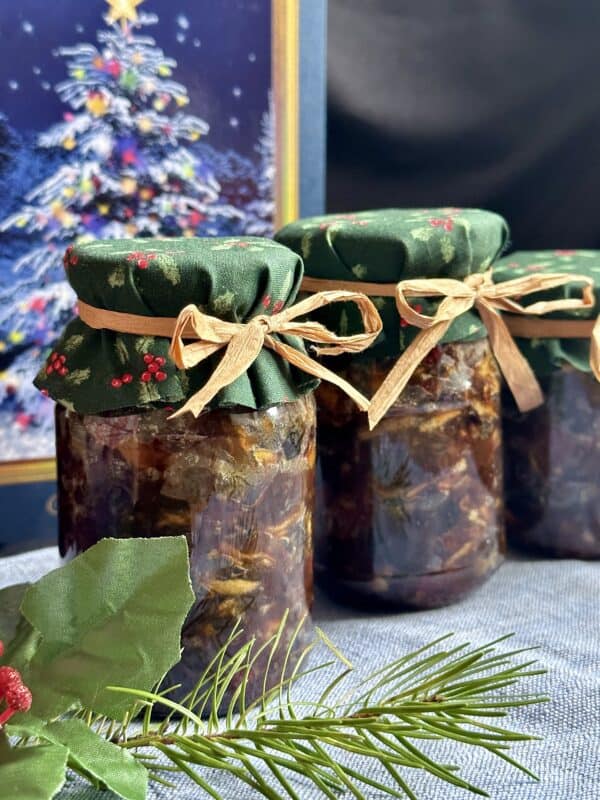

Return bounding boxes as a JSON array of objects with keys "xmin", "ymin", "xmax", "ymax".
[{"xmin": 326, "ymin": 0, "xmax": 600, "ymax": 248}]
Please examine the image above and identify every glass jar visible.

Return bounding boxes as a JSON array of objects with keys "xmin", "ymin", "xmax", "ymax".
[
  {"xmin": 315, "ymin": 339, "xmax": 504, "ymax": 609},
  {"xmin": 503, "ymin": 367, "xmax": 600, "ymax": 558},
  {"xmin": 56, "ymin": 394, "xmax": 316, "ymax": 702}
]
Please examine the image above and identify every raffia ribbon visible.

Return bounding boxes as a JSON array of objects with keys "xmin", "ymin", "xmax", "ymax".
[
  {"xmin": 364, "ymin": 270, "xmax": 596, "ymax": 428},
  {"xmin": 503, "ymin": 314, "xmax": 600, "ymax": 383},
  {"xmin": 78, "ymin": 290, "xmax": 383, "ymax": 418}
]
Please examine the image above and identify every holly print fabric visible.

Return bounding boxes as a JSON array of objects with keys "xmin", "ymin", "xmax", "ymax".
[
  {"xmin": 35, "ymin": 237, "xmax": 318, "ymax": 414},
  {"xmin": 275, "ymin": 208, "xmax": 509, "ymax": 360},
  {"xmin": 493, "ymin": 250, "xmax": 600, "ymax": 375}
]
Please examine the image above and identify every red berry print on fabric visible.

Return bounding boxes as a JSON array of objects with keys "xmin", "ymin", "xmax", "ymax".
[
  {"xmin": 62, "ymin": 245, "xmax": 78, "ymax": 269},
  {"xmin": 140, "ymin": 354, "xmax": 168, "ymax": 384},
  {"xmin": 46, "ymin": 352, "xmax": 69, "ymax": 377},
  {"xmin": 319, "ymin": 214, "xmax": 369, "ymax": 231},
  {"xmin": 554, "ymin": 249, "xmax": 578, "ymax": 256},
  {"xmin": 127, "ymin": 251, "xmax": 157, "ymax": 270},
  {"xmin": 272, "ymin": 300, "xmax": 285, "ymax": 313},
  {"xmin": 262, "ymin": 295, "xmax": 271, "ymax": 309}
]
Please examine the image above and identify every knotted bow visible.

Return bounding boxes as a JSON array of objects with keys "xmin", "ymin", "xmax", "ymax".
[
  {"xmin": 78, "ymin": 291, "xmax": 382, "ymax": 418},
  {"xmin": 168, "ymin": 290, "xmax": 382, "ymax": 417},
  {"xmin": 368, "ymin": 270, "xmax": 596, "ymax": 429}
]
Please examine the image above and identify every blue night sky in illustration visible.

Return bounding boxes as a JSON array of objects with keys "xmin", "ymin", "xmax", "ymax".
[{"xmin": 0, "ymin": 0, "xmax": 271, "ymax": 156}]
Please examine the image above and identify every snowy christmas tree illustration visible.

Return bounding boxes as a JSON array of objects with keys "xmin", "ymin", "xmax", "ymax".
[
  {"xmin": 245, "ymin": 92, "xmax": 276, "ymax": 237},
  {"xmin": 0, "ymin": 0, "xmax": 278, "ymax": 457}
]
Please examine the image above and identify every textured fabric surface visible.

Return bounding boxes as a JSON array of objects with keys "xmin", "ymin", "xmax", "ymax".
[
  {"xmin": 34, "ymin": 237, "xmax": 318, "ymax": 414},
  {"xmin": 1, "ymin": 548, "xmax": 598, "ymax": 799},
  {"xmin": 275, "ymin": 208, "xmax": 509, "ymax": 360},
  {"xmin": 494, "ymin": 250, "xmax": 600, "ymax": 375}
]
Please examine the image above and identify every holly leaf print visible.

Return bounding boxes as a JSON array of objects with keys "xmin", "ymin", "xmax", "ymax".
[
  {"xmin": 108, "ymin": 265, "xmax": 126, "ymax": 288},
  {"xmin": 138, "ymin": 379, "xmax": 162, "ymax": 404},
  {"xmin": 410, "ymin": 227, "xmax": 435, "ymax": 243},
  {"xmin": 114, "ymin": 337, "xmax": 129, "ymax": 365},
  {"xmin": 63, "ymin": 335, "xmax": 84, "ymax": 353},
  {"xmin": 301, "ymin": 233, "xmax": 312, "ymax": 260},
  {"xmin": 134, "ymin": 336, "xmax": 156, "ymax": 354},
  {"xmin": 440, "ymin": 237, "xmax": 455, "ymax": 264},
  {"xmin": 212, "ymin": 291, "xmax": 235, "ymax": 316},
  {"xmin": 156, "ymin": 254, "xmax": 181, "ymax": 286},
  {"xmin": 352, "ymin": 264, "xmax": 368, "ymax": 279},
  {"xmin": 65, "ymin": 368, "xmax": 91, "ymax": 386}
]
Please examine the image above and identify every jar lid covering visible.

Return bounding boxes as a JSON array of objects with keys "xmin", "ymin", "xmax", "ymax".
[
  {"xmin": 493, "ymin": 250, "xmax": 600, "ymax": 375},
  {"xmin": 34, "ymin": 237, "xmax": 318, "ymax": 413},
  {"xmin": 275, "ymin": 208, "xmax": 510, "ymax": 359}
]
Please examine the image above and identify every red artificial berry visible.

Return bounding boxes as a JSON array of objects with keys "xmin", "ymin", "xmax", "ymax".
[
  {"xmin": 147, "ymin": 362, "xmax": 159, "ymax": 373},
  {"xmin": 58, "ymin": 355, "xmax": 66, "ymax": 363},
  {"xmin": 155, "ymin": 371, "xmax": 167, "ymax": 382},
  {"xmin": 5, "ymin": 682, "xmax": 32, "ymax": 713},
  {"xmin": 143, "ymin": 353, "xmax": 154, "ymax": 364},
  {"xmin": 111, "ymin": 377, "xmax": 123, "ymax": 388},
  {"xmin": 51, "ymin": 352, "xmax": 58, "ymax": 361},
  {"xmin": 154, "ymin": 356, "xmax": 166, "ymax": 366},
  {"xmin": 46, "ymin": 365, "xmax": 54, "ymax": 375},
  {"xmin": 0, "ymin": 666, "xmax": 21, "ymax": 693},
  {"xmin": 272, "ymin": 300, "xmax": 284, "ymax": 314},
  {"xmin": 58, "ymin": 367, "xmax": 69, "ymax": 377},
  {"xmin": 40, "ymin": 389, "xmax": 49, "ymax": 397},
  {"xmin": 0, "ymin": 640, "xmax": 3, "ymax": 658},
  {"xmin": 141, "ymin": 371, "xmax": 152, "ymax": 382},
  {"xmin": 262, "ymin": 295, "xmax": 271, "ymax": 309},
  {"xmin": 121, "ymin": 373, "xmax": 133, "ymax": 384}
]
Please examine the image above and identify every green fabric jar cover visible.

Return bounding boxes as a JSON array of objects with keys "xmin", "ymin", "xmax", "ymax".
[
  {"xmin": 493, "ymin": 250, "xmax": 600, "ymax": 377},
  {"xmin": 275, "ymin": 208, "xmax": 510, "ymax": 360},
  {"xmin": 34, "ymin": 236, "xmax": 380, "ymax": 415}
]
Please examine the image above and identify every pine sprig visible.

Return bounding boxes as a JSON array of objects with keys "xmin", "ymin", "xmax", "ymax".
[{"xmin": 107, "ymin": 622, "xmax": 548, "ymax": 800}]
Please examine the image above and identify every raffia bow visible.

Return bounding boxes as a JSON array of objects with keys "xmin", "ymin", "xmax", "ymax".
[
  {"xmin": 79, "ymin": 291, "xmax": 382, "ymax": 418},
  {"xmin": 167, "ymin": 290, "xmax": 383, "ymax": 417},
  {"xmin": 367, "ymin": 270, "xmax": 597, "ymax": 429}
]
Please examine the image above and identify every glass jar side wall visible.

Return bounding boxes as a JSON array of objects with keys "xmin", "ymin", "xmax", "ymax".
[
  {"xmin": 503, "ymin": 367, "xmax": 600, "ymax": 559},
  {"xmin": 55, "ymin": 396, "xmax": 316, "ymax": 705},
  {"xmin": 315, "ymin": 340, "xmax": 505, "ymax": 609}
]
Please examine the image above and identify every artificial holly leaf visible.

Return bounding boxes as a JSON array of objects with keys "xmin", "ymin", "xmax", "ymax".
[
  {"xmin": 0, "ymin": 583, "xmax": 29, "ymax": 644},
  {"xmin": 41, "ymin": 719, "xmax": 147, "ymax": 800},
  {"xmin": 0, "ymin": 742, "xmax": 68, "ymax": 800},
  {"xmin": 19, "ymin": 536, "xmax": 194, "ymax": 719}
]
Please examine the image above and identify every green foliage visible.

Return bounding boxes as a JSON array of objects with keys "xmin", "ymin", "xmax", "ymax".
[
  {"xmin": 0, "ymin": 740, "xmax": 68, "ymax": 800},
  {"xmin": 108, "ymin": 625, "xmax": 548, "ymax": 800},
  {"xmin": 0, "ymin": 538, "xmax": 547, "ymax": 800},
  {"xmin": 16, "ymin": 536, "xmax": 194, "ymax": 719},
  {"xmin": 0, "ymin": 583, "xmax": 29, "ymax": 644}
]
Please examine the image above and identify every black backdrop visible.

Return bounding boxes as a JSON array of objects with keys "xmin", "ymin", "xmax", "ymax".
[{"xmin": 326, "ymin": 0, "xmax": 600, "ymax": 249}]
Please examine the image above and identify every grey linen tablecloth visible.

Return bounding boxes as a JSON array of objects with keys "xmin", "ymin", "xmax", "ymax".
[{"xmin": 1, "ymin": 548, "xmax": 598, "ymax": 800}]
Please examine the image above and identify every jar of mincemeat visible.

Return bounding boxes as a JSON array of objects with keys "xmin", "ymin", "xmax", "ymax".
[
  {"xmin": 277, "ymin": 208, "xmax": 510, "ymax": 609},
  {"xmin": 36, "ymin": 236, "xmax": 322, "ymax": 707},
  {"xmin": 494, "ymin": 250, "xmax": 600, "ymax": 559}
]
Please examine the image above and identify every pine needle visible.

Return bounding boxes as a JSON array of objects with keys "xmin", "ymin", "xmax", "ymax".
[{"xmin": 106, "ymin": 619, "xmax": 548, "ymax": 799}]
